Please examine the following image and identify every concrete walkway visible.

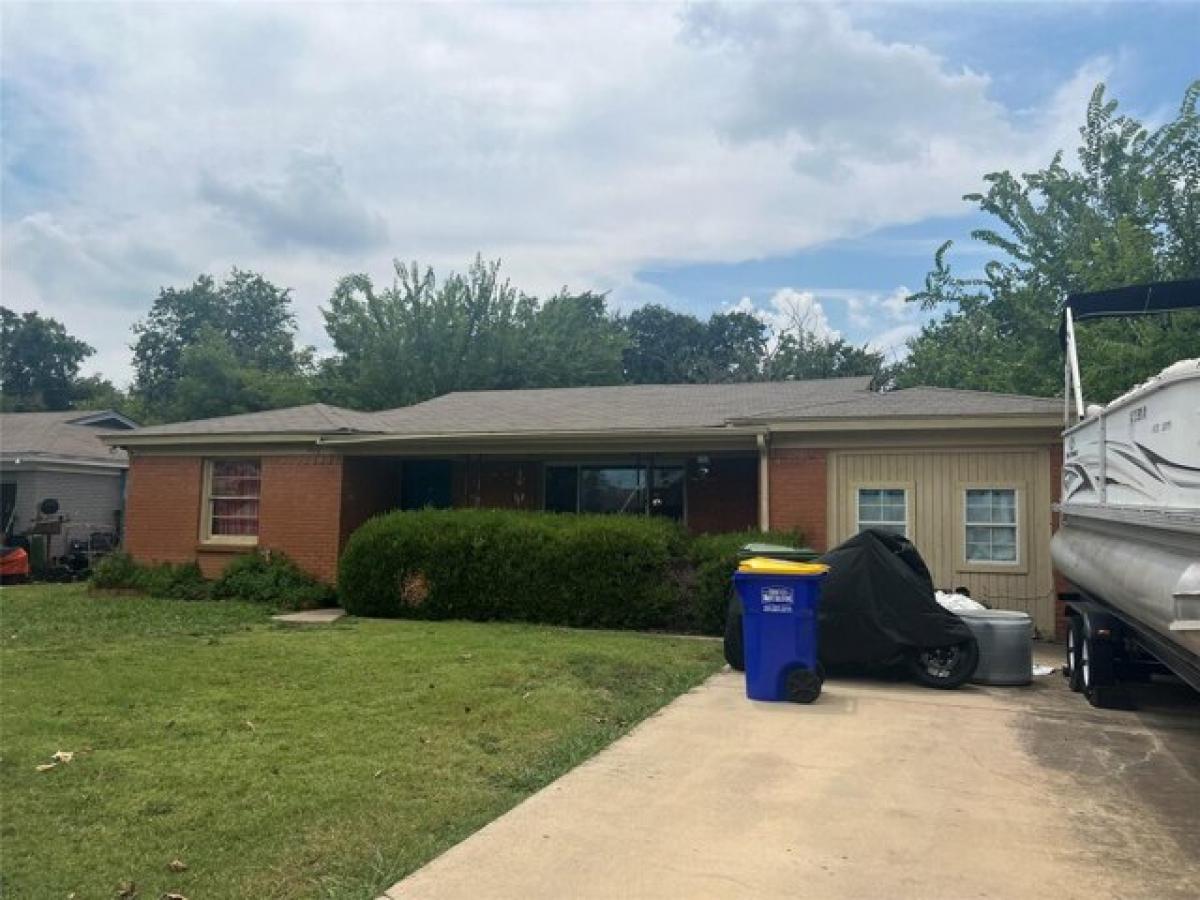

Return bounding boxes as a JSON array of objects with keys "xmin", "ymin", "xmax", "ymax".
[
  {"xmin": 271, "ymin": 608, "xmax": 344, "ymax": 624},
  {"xmin": 384, "ymin": 651, "xmax": 1200, "ymax": 900}
]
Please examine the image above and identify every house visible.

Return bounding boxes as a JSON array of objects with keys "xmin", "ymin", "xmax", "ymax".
[
  {"xmin": 105, "ymin": 378, "xmax": 1069, "ymax": 635},
  {"xmin": 1, "ymin": 410, "xmax": 137, "ymax": 556}
]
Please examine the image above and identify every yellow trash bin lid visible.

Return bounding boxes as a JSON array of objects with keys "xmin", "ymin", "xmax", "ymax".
[{"xmin": 737, "ymin": 556, "xmax": 830, "ymax": 576}]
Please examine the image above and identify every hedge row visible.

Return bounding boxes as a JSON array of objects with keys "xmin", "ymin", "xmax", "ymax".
[
  {"xmin": 683, "ymin": 529, "xmax": 811, "ymax": 634},
  {"xmin": 91, "ymin": 550, "xmax": 334, "ymax": 609},
  {"xmin": 338, "ymin": 508, "xmax": 804, "ymax": 634}
]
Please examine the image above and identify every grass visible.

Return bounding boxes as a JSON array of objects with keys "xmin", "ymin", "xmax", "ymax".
[{"xmin": 0, "ymin": 583, "xmax": 723, "ymax": 899}]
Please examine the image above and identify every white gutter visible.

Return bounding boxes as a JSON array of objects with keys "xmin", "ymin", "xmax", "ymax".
[
  {"xmin": 757, "ymin": 432, "xmax": 771, "ymax": 532},
  {"xmin": 0, "ymin": 454, "xmax": 127, "ymax": 471},
  {"xmin": 316, "ymin": 426, "xmax": 764, "ymax": 446},
  {"xmin": 101, "ymin": 431, "xmax": 332, "ymax": 448}
]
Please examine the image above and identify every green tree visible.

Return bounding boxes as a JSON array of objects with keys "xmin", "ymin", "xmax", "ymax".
[
  {"xmin": 322, "ymin": 257, "xmax": 632, "ymax": 408},
  {"xmin": 622, "ymin": 305, "xmax": 710, "ymax": 383},
  {"xmin": 765, "ymin": 330, "xmax": 883, "ymax": 382},
  {"xmin": 131, "ymin": 270, "xmax": 312, "ymax": 420},
  {"xmin": 72, "ymin": 375, "xmax": 130, "ymax": 413},
  {"xmin": 164, "ymin": 330, "xmax": 314, "ymax": 422},
  {"xmin": 621, "ymin": 305, "xmax": 768, "ymax": 383},
  {"xmin": 701, "ymin": 311, "xmax": 769, "ymax": 382},
  {"xmin": 322, "ymin": 257, "xmax": 533, "ymax": 408},
  {"xmin": 517, "ymin": 292, "xmax": 627, "ymax": 388},
  {"xmin": 0, "ymin": 308, "xmax": 96, "ymax": 411},
  {"xmin": 899, "ymin": 81, "xmax": 1200, "ymax": 402}
]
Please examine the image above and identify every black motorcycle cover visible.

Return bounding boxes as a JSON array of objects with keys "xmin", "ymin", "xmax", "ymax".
[{"xmin": 816, "ymin": 529, "xmax": 973, "ymax": 667}]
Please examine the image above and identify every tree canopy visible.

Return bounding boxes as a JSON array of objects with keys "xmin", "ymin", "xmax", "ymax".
[
  {"xmin": 898, "ymin": 81, "xmax": 1200, "ymax": 403},
  {"xmin": 0, "ymin": 308, "xmax": 108, "ymax": 412},
  {"xmin": 319, "ymin": 256, "xmax": 864, "ymax": 409},
  {"xmin": 131, "ymin": 270, "xmax": 313, "ymax": 421}
]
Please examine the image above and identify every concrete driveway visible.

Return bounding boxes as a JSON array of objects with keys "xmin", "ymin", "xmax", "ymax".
[{"xmin": 385, "ymin": 648, "xmax": 1200, "ymax": 899}]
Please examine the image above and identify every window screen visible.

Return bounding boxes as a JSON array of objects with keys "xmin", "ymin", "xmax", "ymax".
[
  {"xmin": 207, "ymin": 459, "xmax": 260, "ymax": 538},
  {"xmin": 857, "ymin": 488, "xmax": 907, "ymax": 536},
  {"xmin": 965, "ymin": 488, "xmax": 1018, "ymax": 563}
]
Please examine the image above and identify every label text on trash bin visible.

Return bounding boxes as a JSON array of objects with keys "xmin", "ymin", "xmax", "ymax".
[{"xmin": 761, "ymin": 586, "xmax": 794, "ymax": 613}]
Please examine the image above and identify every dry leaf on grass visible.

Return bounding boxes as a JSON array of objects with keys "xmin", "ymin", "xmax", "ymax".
[
  {"xmin": 52, "ymin": 750, "xmax": 75, "ymax": 763},
  {"xmin": 242, "ymin": 720, "xmax": 256, "ymax": 731},
  {"xmin": 116, "ymin": 880, "xmax": 136, "ymax": 898},
  {"xmin": 167, "ymin": 859, "xmax": 188, "ymax": 873},
  {"xmin": 162, "ymin": 893, "xmax": 188, "ymax": 900},
  {"xmin": 35, "ymin": 763, "xmax": 57, "ymax": 772}
]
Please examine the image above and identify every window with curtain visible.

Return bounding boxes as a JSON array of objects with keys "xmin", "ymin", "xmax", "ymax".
[
  {"xmin": 857, "ymin": 488, "xmax": 907, "ymax": 536},
  {"xmin": 965, "ymin": 488, "xmax": 1018, "ymax": 563},
  {"xmin": 205, "ymin": 459, "xmax": 261, "ymax": 541}
]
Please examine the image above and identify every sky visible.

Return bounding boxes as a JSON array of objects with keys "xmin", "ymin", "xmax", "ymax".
[{"xmin": 2, "ymin": 1, "xmax": 1197, "ymax": 387}]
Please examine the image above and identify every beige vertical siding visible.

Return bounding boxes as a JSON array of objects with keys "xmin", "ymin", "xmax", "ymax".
[{"xmin": 827, "ymin": 447, "xmax": 1056, "ymax": 636}]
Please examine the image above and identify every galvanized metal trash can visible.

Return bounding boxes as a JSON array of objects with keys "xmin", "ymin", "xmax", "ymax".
[{"xmin": 957, "ymin": 609, "xmax": 1033, "ymax": 685}]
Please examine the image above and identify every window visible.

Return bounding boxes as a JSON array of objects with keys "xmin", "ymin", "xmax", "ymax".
[
  {"xmin": 203, "ymin": 459, "xmax": 260, "ymax": 542},
  {"xmin": 964, "ymin": 488, "xmax": 1018, "ymax": 563},
  {"xmin": 544, "ymin": 463, "xmax": 685, "ymax": 519},
  {"xmin": 857, "ymin": 488, "xmax": 907, "ymax": 536}
]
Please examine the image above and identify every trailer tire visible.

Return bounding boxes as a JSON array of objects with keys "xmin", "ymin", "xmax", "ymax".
[
  {"xmin": 1080, "ymin": 629, "xmax": 1117, "ymax": 708},
  {"xmin": 1066, "ymin": 618, "xmax": 1085, "ymax": 693}
]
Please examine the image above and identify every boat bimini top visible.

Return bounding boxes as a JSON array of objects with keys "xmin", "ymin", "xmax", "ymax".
[{"xmin": 1060, "ymin": 279, "xmax": 1200, "ymax": 425}]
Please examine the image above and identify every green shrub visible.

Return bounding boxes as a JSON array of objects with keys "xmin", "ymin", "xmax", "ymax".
[
  {"xmin": 339, "ymin": 508, "xmax": 685, "ymax": 629},
  {"xmin": 682, "ymin": 530, "xmax": 808, "ymax": 634},
  {"xmin": 90, "ymin": 552, "xmax": 209, "ymax": 601},
  {"xmin": 211, "ymin": 550, "xmax": 335, "ymax": 610},
  {"xmin": 135, "ymin": 561, "xmax": 210, "ymax": 602},
  {"xmin": 89, "ymin": 552, "xmax": 140, "ymax": 590}
]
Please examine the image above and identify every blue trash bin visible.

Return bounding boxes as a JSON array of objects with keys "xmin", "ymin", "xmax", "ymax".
[{"xmin": 733, "ymin": 557, "xmax": 829, "ymax": 703}]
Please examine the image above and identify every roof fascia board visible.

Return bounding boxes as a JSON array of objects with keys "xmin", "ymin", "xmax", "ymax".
[
  {"xmin": 774, "ymin": 430, "xmax": 1061, "ymax": 450},
  {"xmin": 0, "ymin": 456, "xmax": 126, "ymax": 473},
  {"xmin": 319, "ymin": 426, "xmax": 764, "ymax": 446},
  {"xmin": 764, "ymin": 414, "xmax": 1061, "ymax": 433},
  {"xmin": 103, "ymin": 432, "xmax": 326, "ymax": 448}
]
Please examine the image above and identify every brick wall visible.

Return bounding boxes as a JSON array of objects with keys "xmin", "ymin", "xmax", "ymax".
[
  {"xmin": 125, "ymin": 452, "xmax": 348, "ymax": 583},
  {"xmin": 687, "ymin": 456, "xmax": 758, "ymax": 534},
  {"xmin": 768, "ymin": 448, "xmax": 828, "ymax": 550},
  {"xmin": 125, "ymin": 454, "xmax": 205, "ymax": 568},
  {"xmin": 259, "ymin": 454, "xmax": 344, "ymax": 583}
]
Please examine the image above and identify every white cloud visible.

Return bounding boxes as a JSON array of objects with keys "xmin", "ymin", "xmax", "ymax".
[
  {"xmin": 879, "ymin": 286, "xmax": 913, "ymax": 320},
  {"xmin": 732, "ymin": 288, "xmax": 839, "ymax": 344},
  {"xmin": 867, "ymin": 323, "xmax": 922, "ymax": 360},
  {"xmin": 0, "ymin": 2, "xmax": 1105, "ymax": 385}
]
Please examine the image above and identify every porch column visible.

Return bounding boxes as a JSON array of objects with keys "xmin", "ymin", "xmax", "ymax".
[{"xmin": 757, "ymin": 432, "xmax": 770, "ymax": 531}]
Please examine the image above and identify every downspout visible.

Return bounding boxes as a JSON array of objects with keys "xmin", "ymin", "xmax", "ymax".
[{"xmin": 757, "ymin": 431, "xmax": 770, "ymax": 532}]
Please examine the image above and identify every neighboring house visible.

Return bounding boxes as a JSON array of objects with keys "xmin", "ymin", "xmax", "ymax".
[
  {"xmin": 105, "ymin": 378, "xmax": 1069, "ymax": 635},
  {"xmin": 1, "ymin": 410, "xmax": 137, "ymax": 554}
]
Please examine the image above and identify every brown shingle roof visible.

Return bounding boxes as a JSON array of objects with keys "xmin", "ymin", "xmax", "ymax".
[
  {"xmin": 1, "ymin": 410, "xmax": 134, "ymax": 465},
  {"xmin": 731, "ymin": 386, "xmax": 1063, "ymax": 423},
  {"xmin": 122, "ymin": 403, "xmax": 386, "ymax": 436},
  {"xmin": 372, "ymin": 377, "xmax": 875, "ymax": 434},
  {"xmin": 111, "ymin": 379, "xmax": 1062, "ymax": 443}
]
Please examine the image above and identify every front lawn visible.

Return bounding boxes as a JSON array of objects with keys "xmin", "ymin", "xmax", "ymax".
[{"xmin": 0, "ymin": 584, "xmax": 722, "ymax": 898}]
